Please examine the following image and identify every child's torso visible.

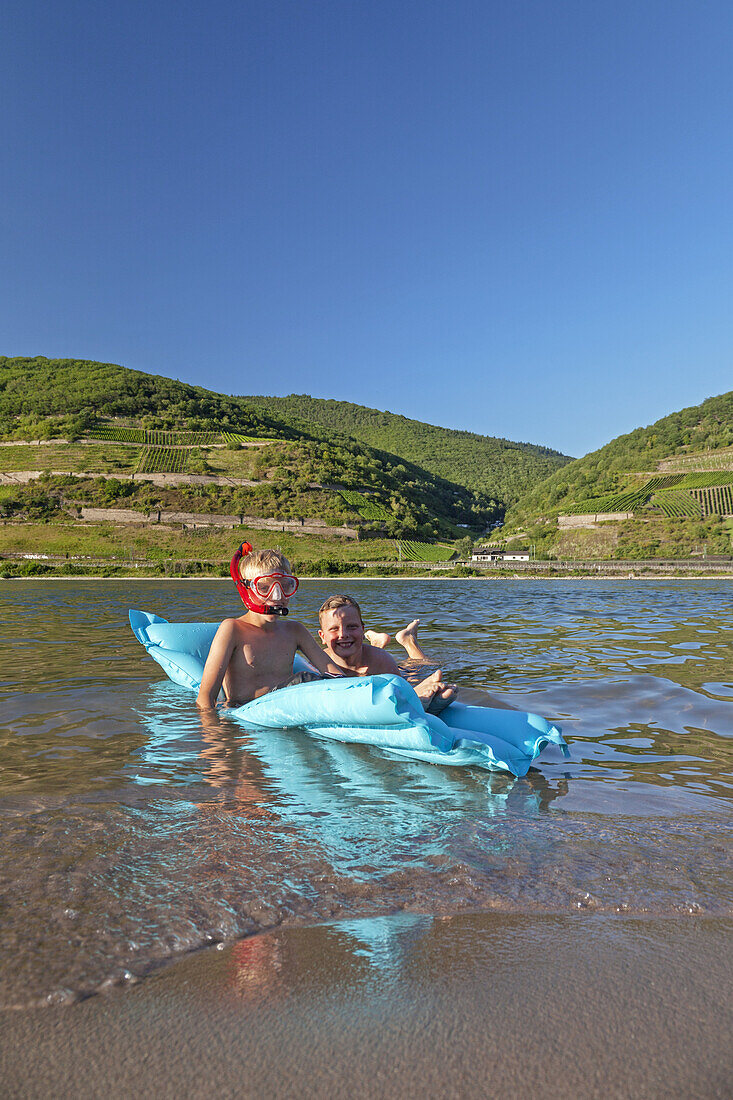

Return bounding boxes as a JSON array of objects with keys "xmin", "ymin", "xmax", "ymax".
[{"xmin": 223, "ymin": 621, "xmax": 298, "ymax": 704}]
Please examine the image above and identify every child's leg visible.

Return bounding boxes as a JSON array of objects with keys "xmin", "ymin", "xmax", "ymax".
[
  {"xmin": 394, "ymin": 619, "xmax": 428, "ymax": 661},
  {"xmin": 365, "ymin": 619, "xmax": 430, "ymax": 661}
]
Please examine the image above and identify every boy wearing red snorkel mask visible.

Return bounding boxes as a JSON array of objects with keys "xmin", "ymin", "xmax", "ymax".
[{"xmin": 196, "ymin": 543, "xmax": 344, "ymax": 710}]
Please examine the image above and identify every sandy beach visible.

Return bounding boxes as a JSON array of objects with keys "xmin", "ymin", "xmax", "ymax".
[{"xmin": 3, "ymin": 913, "xmax": 732, "ymax": 1099}]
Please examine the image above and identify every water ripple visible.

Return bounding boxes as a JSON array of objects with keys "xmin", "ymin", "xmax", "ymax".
[{"xmin": 1, "ymin": 578, "xmax": 732, "ymax": 1008}]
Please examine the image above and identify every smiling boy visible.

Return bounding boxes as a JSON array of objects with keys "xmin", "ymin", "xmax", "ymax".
[{"xmin": 318, "ymin": 594, "xmax": 457, "ymax": 713}]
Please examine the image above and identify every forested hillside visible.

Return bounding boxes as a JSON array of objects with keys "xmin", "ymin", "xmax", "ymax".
[
  {"xmin": 504, "ymin": 389, "xmax": 733, "ymax": 527},
  {"xmin": 239, "ymin": 393, "xmax": 571, "ymax": 503},
  {"xmin": 494, "ymin": 390, "xmax": 733, "ymax": 563},
  {"xmin": 4, "ymin": 358, "xmax": 733, "ymax": 569},
  {"xmin": 0, "ymin": 357, "xmax": 497, "ymax": 537},
  {"xmin": 0, "ymin": 356, "xmax": 285, "ymax": 439}
]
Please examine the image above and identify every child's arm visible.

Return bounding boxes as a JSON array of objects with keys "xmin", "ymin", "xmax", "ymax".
[
  {"xmin": 196, "ymin": 619, "xmax": 237, "ymax": 709},
  {"xmin": 293, "ymin": 623, "xmax": 350, "ymax": 677}
]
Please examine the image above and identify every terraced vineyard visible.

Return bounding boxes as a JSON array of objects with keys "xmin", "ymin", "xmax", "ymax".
[
  {"xmin": 651, "ymin": 490, "xmax": 702, "ymax": 518},
  {"xmin": 396, "ymin": 540, "xmax": 456, "ymax": 562},
  {"xmin": 145, "ymin": 430, "xmax": 220, "ymax": 446},
  {"xmin": 651, "ymin": 473, "xmax": 733, "ymax": 518},
  {"xmin": 223, "ymin": 432, "xmax": 278, "ymax": 445},
  {"xmin": 88, "ymin": 426, "xmax": 273, "ymax": 446},
  {"xmin": 136, "ymin": 447, "xmax": 189, "ymax": 474},
  {"xmin": 338, "ymin": 490, "xmax": 393, "ymax": 522},
  {"xmin": 560, "ymin": 466, "xmax": 733, "ymax": 521},
  {"xmin": 562, "ymin": 486, "xmax": 655, "ymax": 515},
  {"xmin": 561, "ymin": 473, "xmax": 728, "ymax": 516},
  {"xmin": 691, "ymin": 485, "xmax": 733, "ymax": 516},
  {"xmin": 634, "ymin": 475, "xmax": 685, "ymax": 491},
  {"xmin": 659, "ymin": 447, "xmax": 733, "ymax": 472},
  {"xmin": 88, "ymin": 426, "xmax": 146, "ymax": 444},
  {"xmin": 675, "ymin": 472, "xmax": 733, "ymax": 489}
]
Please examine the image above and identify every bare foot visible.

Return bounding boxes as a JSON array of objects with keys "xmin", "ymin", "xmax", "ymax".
[
  {"xmin": 414, "ymin": 669, "xmax": 458, "ymax": 714},
  {"xmin": 364, "ymin": 629, "xmax": 392, "ymax": 649},
  {"xmin": 395, "ymin": 618, "xmax": 419, "ymax": 646},
  {"xmin": 395, "ymin": 619, "xmax": 429, "ymax": 661}
]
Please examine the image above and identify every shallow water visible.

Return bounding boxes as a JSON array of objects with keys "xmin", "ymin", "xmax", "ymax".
[{"xmin": 1, "ymin": 578, "xmax": 732, "ymax": 1008}]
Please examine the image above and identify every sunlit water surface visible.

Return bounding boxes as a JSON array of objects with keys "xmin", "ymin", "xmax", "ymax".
[{"xmin": 1, "ymin": 579, "xmax": 731, "ymax": 1008}]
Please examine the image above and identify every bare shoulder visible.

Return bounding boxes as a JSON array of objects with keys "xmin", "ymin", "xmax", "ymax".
[
  {"xmin": 211, "ymin": 616, "xmax": 253, "ymax": 649},
  {"xmin": 214, "ymin": 616, "xmax": 243, "ymax": 639},
  {"xmin": 362, "ymin": 643, "xmax": 399, "ymax": 674},
  {"xmin": 289, "ymin": 618, "xmax": 315, "ymax": 640}
]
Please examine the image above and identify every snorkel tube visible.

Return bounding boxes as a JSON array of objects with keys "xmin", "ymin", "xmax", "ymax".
[{"xmin": 230, "ymin": 542, "xmax": 289, "ymax": 616}]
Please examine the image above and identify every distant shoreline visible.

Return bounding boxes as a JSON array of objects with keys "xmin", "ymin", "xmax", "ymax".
[{"xmin": 4, "ymin": 573, "xmax": 733, "ymax": 582}]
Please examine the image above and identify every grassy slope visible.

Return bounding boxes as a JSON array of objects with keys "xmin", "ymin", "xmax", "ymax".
[
  {"xmin": 499, "ymin": 390, "xmax": 733, "ymax": 560},
  {"xmin": 1, "ymin": 356, "xmax": 569, "ymax": 510},
  {"xmin": 239, "ymin": 393, "xmax": 572, "ymax": 504},
  {"xmin": 0, "ymin": 443, "xmax": 497, "ymax": 537},
  {"xmin": 0, "ymin": 358, "xmax": 499, "ymax": 537},
  {"xmin": 0, "ymin": 523, "xmax": 402, "ymax": 566},
  {"xmin": 504, "ymin": 389, "xmax": 733, "ymax": 528}
]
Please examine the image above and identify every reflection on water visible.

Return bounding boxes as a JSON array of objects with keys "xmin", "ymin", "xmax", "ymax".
[
  {"xmin": 0, "ymin": 579, "xmax": 731, "ymax": 1007},
  {"xmin": 223, "ymin": 912, "xmax": 433, "ymax": 1004},
  {"xmin": 137, "ymin": 680, "xmax": 568, "ymax": 877}
]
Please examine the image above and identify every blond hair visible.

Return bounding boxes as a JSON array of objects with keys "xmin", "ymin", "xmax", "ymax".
[
  {"xmin": 318, "ymin": 594, "xmax": 363, "ymax": 625},
  {"xmin": 238, "ymin": 547, "xmax": 292, "ymax": 580}
]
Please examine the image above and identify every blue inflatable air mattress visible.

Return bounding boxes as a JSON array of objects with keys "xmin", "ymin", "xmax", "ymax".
[{"xmin": 129, "ymin": 610, "xmax": 568, "ymax": 775}]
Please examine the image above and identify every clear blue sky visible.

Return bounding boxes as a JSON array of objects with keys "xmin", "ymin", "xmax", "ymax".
[{"xmin": 3, "ymin": 1, "xmax": 732, "ymax": 458}]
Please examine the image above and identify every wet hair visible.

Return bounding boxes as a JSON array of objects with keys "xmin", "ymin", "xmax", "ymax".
[
  {"xmin": 238, "ymin": 547, "xmax": 293, "ymax": 580},
  {"xmin": 318, "ymin": 594, "xmax": 364, "ymax": 625}
]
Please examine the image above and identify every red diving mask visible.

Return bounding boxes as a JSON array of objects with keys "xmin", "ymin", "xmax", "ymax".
[{"xmin": 229, "ymin": 543, "xmax": 299, "ymax": 616}]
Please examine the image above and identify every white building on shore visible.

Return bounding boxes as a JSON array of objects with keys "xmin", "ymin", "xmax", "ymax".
[{"xmin": 471, "ymin": 547, "xmax": 531, "ymax": 563}]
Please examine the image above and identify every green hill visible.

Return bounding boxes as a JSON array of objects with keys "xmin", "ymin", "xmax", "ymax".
[
  {"xmin": 0, "ymin": 356, "xmax": 498, "ymax": 540},
  {"xmin": 238, "ymin": 393, "xmax": 571, "ymax": 504},
  {"xmin": 0, "ymin": 355, "xmax": 286, "ymax": 439},
  {"xmin": 501, "ymin": 390, "xmax": 733, "ymax": 560}
]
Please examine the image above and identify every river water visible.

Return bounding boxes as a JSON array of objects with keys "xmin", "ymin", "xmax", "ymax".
[{"xmin": 1, "ymin": 578, "xmax": 731, "ymax": 1009}]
